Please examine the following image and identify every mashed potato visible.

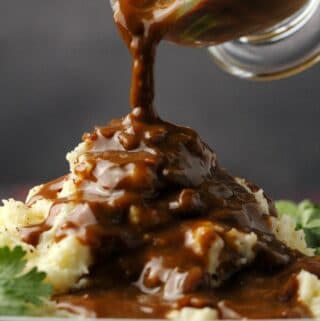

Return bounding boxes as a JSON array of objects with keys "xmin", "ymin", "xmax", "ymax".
[
  {"xmin": 168, "ymin": 181, "xmax": 320, "ymax": 320},
  {"xmin": 272, "ymin": 214, "xmax": 314, "ymax": 256},
  {"xmin": 0, "ymin": 140, "xmax": 95, "ymax": 294},
  {"xmin": 0, "ymin": 140, "xmax": 319, "ymax": 317},
  {"xmin": 185, "ymin": 221, "xmax": 257, "ymax": 287},
  {"xmin": 167, "ymin": 307, "xmax": 218, "ymax": 321},
  {"xmin": 236, "ymin": 177, "xmax": 314, "ymax": 256},
  {"xmin": 1, "ymin": 177, "xmax": 319, "ymax": 317},
  {"xmin": 0, "ymin": 198, "xmax": 92, "ymax": 293},
  {"xmin": 298, "ymin": 270, "xmax": 320, "ymax": 318}
]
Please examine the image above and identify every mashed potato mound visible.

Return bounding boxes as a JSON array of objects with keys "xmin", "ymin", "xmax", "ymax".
[
  {"xmin": 0, "ymin": 174, "xmax": 318, "ymax": 316},
  {"xmin": 0, "ymin": 139, "xmax": 319, "ymax": 317}
]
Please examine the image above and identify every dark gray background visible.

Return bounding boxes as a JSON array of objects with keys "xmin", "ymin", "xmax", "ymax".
[{"xmin": 0, "ymin": 0, "xmax": 319, "ymax": 201}]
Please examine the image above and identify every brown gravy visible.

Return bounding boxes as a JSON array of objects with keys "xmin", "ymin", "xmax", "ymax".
[
  {"xmin": 21, "ymin": 0, "xmax": 318, "ymax": 318},
  {"xmin": 56, "ymin": 256, "xmax": 320, "ymax": 318}
]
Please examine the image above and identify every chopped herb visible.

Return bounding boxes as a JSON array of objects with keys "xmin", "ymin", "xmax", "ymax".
[{"xmin": 0, "ymin": 246, "xmax": 52, "ymax": 316}]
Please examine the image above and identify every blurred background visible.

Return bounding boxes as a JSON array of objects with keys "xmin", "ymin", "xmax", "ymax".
[{"xmin": 0, "ymin": 0, "xmax": 319, "ymax": 201}]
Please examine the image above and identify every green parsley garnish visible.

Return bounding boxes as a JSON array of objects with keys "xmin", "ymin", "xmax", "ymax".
[
  {"xmin": 276, "ymin": 200, "xmax": 320, "ymax": 254},
  {"xmin": 0, "ymin": 246, "xmax": 52, "ymax": 316}
]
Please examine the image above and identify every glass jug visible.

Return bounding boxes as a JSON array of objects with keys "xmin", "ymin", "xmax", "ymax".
[{"xmin": 111, "ymin": 0, "xmax": 320, "ymax": 80}]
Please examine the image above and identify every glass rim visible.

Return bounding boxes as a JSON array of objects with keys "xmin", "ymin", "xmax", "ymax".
[
  {"xmin": 238, "ymin": 0, "xmax": 320, "ymax": 45},
  {"xmin": 208, "ymin": 49, "xmax": 320, "ymax": 81},
  {"xmin": 208, "ymin": 0, "xmax": 320, "ymax": 81}
]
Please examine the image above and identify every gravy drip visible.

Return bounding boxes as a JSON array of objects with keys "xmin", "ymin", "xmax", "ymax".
[{"xmin": 21, "ymin": 0, "xmax": 319, "ymax": 318}]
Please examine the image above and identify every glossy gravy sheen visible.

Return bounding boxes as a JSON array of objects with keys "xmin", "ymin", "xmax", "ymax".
[{"xmin": 22, "ymin": 0, "xmax": 318, "ymax": 318}]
